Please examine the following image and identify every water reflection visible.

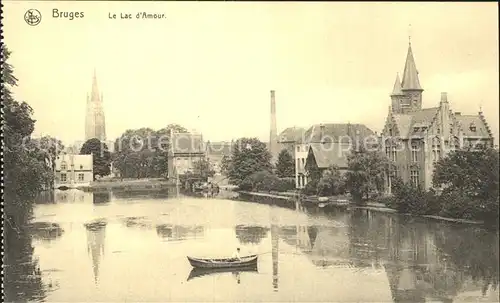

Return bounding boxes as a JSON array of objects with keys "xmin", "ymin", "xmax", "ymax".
[
  {"xmin": 111, "ymin": 188, "xmax": 176, "ymax": 200},
  {"xmin": 85, "ymin": 221, "xmax": 107, "ymax": 284},
  {"xmin": 30, "ymin": 222, "xmax": 64, "ymax": 243},
  {"xmin": 155, "ymin": 224, "xmax": 205, "ymax": 241},
  {"xmin": 22, "ymin": 192, "xmax": 499, "ymax": 302},
  {"xmin": 187, "ymin": 265, "xmax": 258, "ymax": 282},
  {"xmin": 122, "ymin": 216, "xmax": 153, "ymax": 229},
  {"xmin": 4, "ymin": 217, "xmax": 47, "ymax": 302},
  {"xmin": 234, "ymin": 225, "xmax": 269, "ymax": 245},
  {"xmin": 93, "ymin": 192, "xmax": 111, "ymax": 204}
]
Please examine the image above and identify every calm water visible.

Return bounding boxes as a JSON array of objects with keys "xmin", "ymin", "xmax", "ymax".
[{"xmin": 12, "ymin": 189, "xmax": 500, "ymax": 302}]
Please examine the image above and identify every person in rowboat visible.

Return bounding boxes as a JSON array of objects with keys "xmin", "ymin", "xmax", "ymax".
[{"xmin": 231, "ymin": 248, "xmax": 241, "ymax": 260}]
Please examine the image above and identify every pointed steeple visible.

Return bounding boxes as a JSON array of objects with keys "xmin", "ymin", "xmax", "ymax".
[
  {"xmin": 391, "ymin": 73, "xmax": 404, "ymax": 96},
  {"xmin": 401, "ymin": 42, "xmax": 423, "ymax": 91},
  {"xmin": 91, "ymin": 69, "xmax": 100, "ymax": 102}
]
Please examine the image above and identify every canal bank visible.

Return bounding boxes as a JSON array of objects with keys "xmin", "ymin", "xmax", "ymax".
[
  {"xmin": 80, "ymin": 178, "xmax": 177, "ymax": 192},
  {"xmin": 237, "ymin": 190, "xmax": 485, "ymax": 226}
]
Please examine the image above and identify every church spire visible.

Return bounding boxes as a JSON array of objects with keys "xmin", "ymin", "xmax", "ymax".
[
  {"xmin": 391, "ymin": 73, "xmax": 404, "ymax": 96},
  {"xmin": 91, "ymin": 69, "xmax": 100, "ymax": 102},
  {"xmin": 401, "ymin": 42, "xmax": 423, "ymax": 91}
]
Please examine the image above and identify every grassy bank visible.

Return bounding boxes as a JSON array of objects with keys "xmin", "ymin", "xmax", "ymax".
[{"xmin": 238, "ymin": 190, "xmax": 485, "ymax": 226}]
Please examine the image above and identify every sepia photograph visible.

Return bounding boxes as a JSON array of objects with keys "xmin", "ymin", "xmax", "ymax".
[{"xmin": 2, "ymin": 1, "xmax": 499, "ymax": 302}]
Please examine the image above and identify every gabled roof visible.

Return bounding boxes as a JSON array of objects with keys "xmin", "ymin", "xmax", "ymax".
[
  {"xmin": 455, "ymin": 115, "xmax": 491, "ymax": 138},
  {"xmin": 401, "ymin": 43, "xmax": 423, "ymax": 91},
  {"xmin": 307, "ymin": 143, "xmax": 351, "ymax": 169},
  {"xmin": 171, "ymin": 132, "xmax": 204, "ymax": 154},
  {"xmin": 303, "ymin": 123, "xmax": 375, "ymax": 144},
  {"xmin": 391, "ymin": 107, "xmax": 439, "ymax": 138},
  {"xmin": 278, "ymin": 126, "xmax": 307, "ymax": 143}
]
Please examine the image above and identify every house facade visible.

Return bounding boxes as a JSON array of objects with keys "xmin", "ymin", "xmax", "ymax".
[
  {"xmin": 54, "ymin": 153, "xmax": 93, "ymax": 188},
  {"xmin": 297, "ymin": 123, "xmax": 375, "ymax": 188},
  {"xmin": 167, "ymin": 131, "xmax": 206, "ymax": 178},
  {"xmin": 381, "ymin": 42, "xmax": 494, "ymax": 193},
  {"xmin": 205, "ymin": 141, "xmax": 233, "ymax": 175}
]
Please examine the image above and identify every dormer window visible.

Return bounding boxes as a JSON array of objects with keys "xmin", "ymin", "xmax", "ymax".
[
  {"xmin": 61, "ymin": 162, "xmax": 67, "ymax": 170},
  {"xmin": 80, "ymin": 165, "xmax": 83, "ymax": 169},
  {"xmin": 422, "ymin": 127, "xmax": 427, "ymax": 132},
  {"xmin": 469, "ymin": 123, "xmax": 476, "ymax": 132},
  {"xmin": 413, "ymin": 127, "xmax": 419, "ymax": 133}
]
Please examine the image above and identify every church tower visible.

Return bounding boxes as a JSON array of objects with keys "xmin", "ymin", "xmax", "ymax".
[
  {"xmin": 391, "ymin": 42, "xmax": 424, "ymax": 114},
  {"xmin": 85, "ymin": 70, "xmax": 107, "ymax": 141}
]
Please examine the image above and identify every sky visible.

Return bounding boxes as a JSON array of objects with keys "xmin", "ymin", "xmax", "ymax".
[{"xmin": 4, "ymin": 1, "xmax": 499, "ymax": 146}]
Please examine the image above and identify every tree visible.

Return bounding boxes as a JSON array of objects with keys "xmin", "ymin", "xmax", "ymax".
[
  {"xmin": 276, "ymin": 149, "xmax": 295, "ymax": 178},
  {"xmin": 433, "ymin": 147, "xmax": 499, "ymax": 224},
  {"xmin": 227, "ymin": 137, "xmax": 273, "ymax": 185},
  {"xmin": 316, "ymin": 165, "xmax": 345, "ymax": 196},
  {"xmin": 345, "ymin": 148, "xmax": 388, "ymax": 201},
  {"xmin": 113, "ymin": 124, "xmax": 188, "ymax": 179},
  {"xmin": 2, "ymin": 44, "xmax": 47, "ymax": 302},
  {"xmin": 80, "ymin": 138, "xmax": 111, "ymax": 179},
  {"xmin": 31, "ymin": 135, "xmax": 65, "ymax": 171},
  {"xmin": 192, "ymin": 158, "xmax": 215, "ymax": 180},
  {"xmin": 220, "ymin": 154, "xmax": 232, "ymax": 176}
]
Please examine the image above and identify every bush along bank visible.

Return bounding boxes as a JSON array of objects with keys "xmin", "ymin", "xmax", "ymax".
[{"xmin": 381, "ymin": 177, "xmax": 499, "ymax": 228}]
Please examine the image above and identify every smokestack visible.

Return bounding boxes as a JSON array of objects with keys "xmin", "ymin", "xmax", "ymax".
[{"xmin": 269, "ymin": 90, "xmax": 278, "ymax": 162}]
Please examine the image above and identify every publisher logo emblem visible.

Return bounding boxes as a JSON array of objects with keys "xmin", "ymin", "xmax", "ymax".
[{"xmin": 25, "ymin": 9, "xmax": 42, "ymax": 26}]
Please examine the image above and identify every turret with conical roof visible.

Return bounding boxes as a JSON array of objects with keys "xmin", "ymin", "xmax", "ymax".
[
  {"xmin": 390, "ymin": 73, "xmax": 404, "ymax": 113},
  {"xmin": 390, "ymin": 41, "xmax": 424, "ymax": 114}
]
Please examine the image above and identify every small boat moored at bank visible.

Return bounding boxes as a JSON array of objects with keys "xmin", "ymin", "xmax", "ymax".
[{"xmin": 187, "ymin": 254, "xmax": 258, "ymax": 269}]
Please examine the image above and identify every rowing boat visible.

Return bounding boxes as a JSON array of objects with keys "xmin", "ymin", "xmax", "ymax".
[
  {"xmin": 187, "ymin": 254, "xmax": 258, "ymax": 269},
  {"xmin": 186, "ymin": 264, "xmax": 258, "ymax": 281}
]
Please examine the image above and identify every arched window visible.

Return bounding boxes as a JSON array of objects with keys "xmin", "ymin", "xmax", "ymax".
[{"xmin": 432, "ymin": 137, "xmax": 441, "ymax": 162}]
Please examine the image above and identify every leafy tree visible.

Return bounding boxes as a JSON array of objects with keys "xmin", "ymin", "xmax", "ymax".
[
  {"xmin": 192, "ymin": 158, "xmax": 215, "ymax": 180},
  {"xmin": 227, "ymin": 137, "xmax": 273, "ymax": 185},
  {"xmin": 113, "ymin": 124, "xmax": 188, "ymax": 179},
  {"xmin": 433, "ymin": 147, "xmax": 499, "ymax": 224},
  {"xmin": 433, "ymin": 147, "xmax": 499, "ymax": 201},
  {"xmin": 345, "ymin": 148, "xmax": 388, "ymax": 202},
  {"xmin": 316, "ymin": 165, "xmax": 345, "ymax": 196},
  {"xmin": 220, "ymin": 154, "xmax": 231, "ymax": 176},
  {"xmin": 80, "ymin": 138, "xmax": 111, "ymax": 179},
  {"xmin": 2, "ymin": 44, "xmax": 47, "ymax": 302},
  {"xmin": 30, "ymin": 135, "xmax": 65, "ymax": 171},
  {"xmin": 276, "ymin": 149, "xmax": 295, "ymax": 178},
  {"xmin": 390, "ymin": 177, "xmax": 439, "ymax": 215}
]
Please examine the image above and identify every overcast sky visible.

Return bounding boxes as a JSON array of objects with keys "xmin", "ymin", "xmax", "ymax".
[{"xmin": 4, "ymin": 2, "xmax": 499, "ymax": 145}]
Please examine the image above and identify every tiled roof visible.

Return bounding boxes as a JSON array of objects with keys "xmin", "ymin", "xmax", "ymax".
[
  {"xmin": 392, "ymin": 107, "xmax": 438, "ymax": 138},
  {"xmin": 401, "ymin": 43, "xmax": 422, "ymax": 91},
  {"xmin": 391, "ymin": 74, "xmax": 404, "ymax": 96},
  {"xmin": 456, "ymin": 115, "xmax": 491, "ymax": 137},
  {"xmin": 278, "ymin": 126, "xmax": 307, "ymax": 143},
  {"xmin": 171, "ymin": 132, "xmax": 204, "ymax": 154},
  {"xmin": 303, "ymin": 123, "xmax": 375, "ymax": 144},
  {"xmin": 308, "ymin": 143, "xmax": 351, "ymax": 169}
]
